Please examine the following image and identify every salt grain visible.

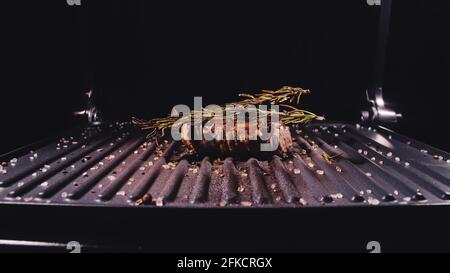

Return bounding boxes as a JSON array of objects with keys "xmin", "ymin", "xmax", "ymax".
[
  {"xmin": 330, "ymin": 193, "xmax": 344, "ymax": 199},
  {"xmin": 156, "ymin": 198, "xmax": 164, "ymax": 207},
  {"xmin": 116, "ymin": 191, "xmax": 126, "ymax": 196},
  {"xmin": 316, "ymin": 170, "xmax": 325, "ymax": 176},
  {"xmin": 240, "ymin": 201, "xmax": 252, "ymax": 207},
  {"xmin": 387, "ymin": 152, "xmax": 393, "ymax": 158},
  {"xmin": 395, "ymin": 157, "xmax": 401, "ymax": 162},
  {"xmin": 61, "ymin": 192, "xmax": 68, "ymax": 198},
  {"xmin": 107, "ymin": 175, "xmax": 116, "ymax": 181},
  {"xmin": 271, "ymin": 184, "xmax": 280, "ymax": 193},
  {"xmin": 40, "ymin": 182, "xmax": 48, "ymax": 187},
  {"xmin": 366, "ymin": 173, "xmax": 372, "ymax": 177},
  {"xmin": 307, "ymin": 163, "xmax": 315, "ymax": 168},
  {"xmin": 293, "ymin": 169, "xmax": 301, "ymax": 175},
  {"xmin": 368, "ymin": 197, "xmax": 380, "ymax": 206},
  {"xmin": 299, "ymin": 198, "xmax": 308, "ymax": 206},
  {"xmin": 405, "ymin": 162, "xmax": 410, "ymax": 167}
]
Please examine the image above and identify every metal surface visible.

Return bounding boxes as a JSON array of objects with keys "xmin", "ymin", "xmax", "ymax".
[
  {"xmin": 361, "ymin": 0, "xmax": 402, "ymax": 124},
  {"xmin": 1, "ymin": 122, "xmax": 450, "ymax": 208},
  {"xmin": 361, "ymin": 88, "xmax": 402, "ymax": 124},
  {"xmin": 372, "ymin": 0, "xmax": 392, "ymax": 89},
  {"xmin": 74, "ymin": 90, "xmax": 103, "ymax": 125}
]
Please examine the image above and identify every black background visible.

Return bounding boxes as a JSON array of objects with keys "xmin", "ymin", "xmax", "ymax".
[{"xmin": 1, "ymin": 0, "xmax": 449, "ymax": 154}]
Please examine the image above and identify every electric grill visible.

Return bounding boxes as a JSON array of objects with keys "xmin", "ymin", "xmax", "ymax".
[
  {"xmin": 2, "ymin": 0, "xmax": 450, "ymax": 252},
  {"xmin": 2, "ymin": 122, "xmax": 450, "ymax": 208}
]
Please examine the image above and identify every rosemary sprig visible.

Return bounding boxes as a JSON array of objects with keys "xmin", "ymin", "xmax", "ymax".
[
  {"xmin": 238, "ymin": 86, "xmax": 310, "ymax": 105},
  {"xmin": 279, "ymin": 104, "xmax": 325, "ymax": 125},
  {"xmin": 322, "ymin": 152, "xmax": 343, "ymax": 164},
  {"xmin": 133, "ymin": 86, "xmax": 323, "ymax": 138}
]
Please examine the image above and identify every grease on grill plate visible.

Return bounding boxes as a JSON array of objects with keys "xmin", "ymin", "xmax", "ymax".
[{"xmin": 1, "ymin": 122, "xmax": 450, "ymax": 208}]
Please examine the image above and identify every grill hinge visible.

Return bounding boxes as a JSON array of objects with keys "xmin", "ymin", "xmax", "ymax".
[
  {"xmin": 361, "ymin": 87, "xmax": 402, "ymax": 124},
  {"xmin": 74, "ymin": 90, "xmax": 102, "ymax": 125},
  {"xmin": 361, "ymin": 0, "xmax": 402, "ymax": 124}
]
